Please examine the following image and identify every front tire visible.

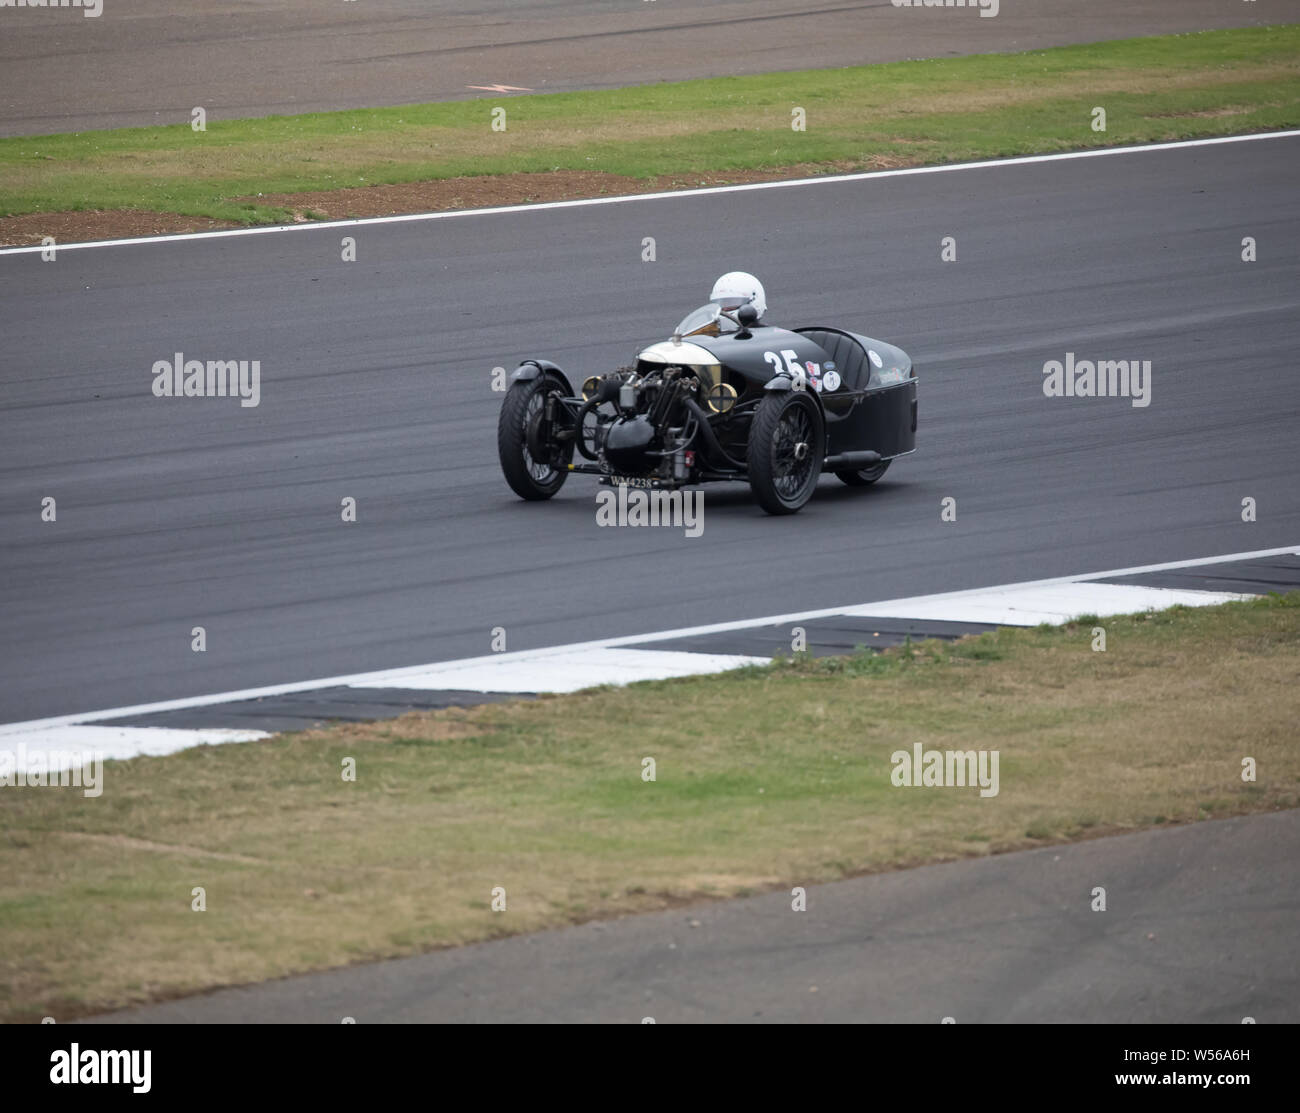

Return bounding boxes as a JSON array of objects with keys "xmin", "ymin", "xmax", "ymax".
[
  {"xmin": 835, "ymin": 460, "xmax": 890, "ymax": 486},
  {"xmin": 497, "ymin": 375, "xmax": 573, "ymax": 500},
  {"xmin": 747, "ymin": 390, "xmax": 824, "ymax": 515}
]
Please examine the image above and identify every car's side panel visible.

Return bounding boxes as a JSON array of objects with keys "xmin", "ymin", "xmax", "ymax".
[
  {"xmin": 790, "ymin": 328, "xmax": 915, "ymax": 460},
  {"xmin": 825, "ymin": 377, "xmax": 917, "ymax": 460}
]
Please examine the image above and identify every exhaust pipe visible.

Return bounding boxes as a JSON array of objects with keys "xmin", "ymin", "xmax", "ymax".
[
  {"xmin": 683, "ymin": 398, "xmax": 747, "ymax": 472},
  {"xmin": 822, "ymin": 449, "xmax": 882, "ymax": 470}
]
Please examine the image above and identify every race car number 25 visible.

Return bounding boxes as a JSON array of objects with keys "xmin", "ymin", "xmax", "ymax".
[
  {"xmin": 759, "ymin": 353, "xmax": 832, "ymax": 397},
  {"xmin": 764, "ymin": 349, "xmax": 802, "ymax": 379},
  {"xmin": 764, "ymin": 349, "xmax": 827, "ymax": 392}
]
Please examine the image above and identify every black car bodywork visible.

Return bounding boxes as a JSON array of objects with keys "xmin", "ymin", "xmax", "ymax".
[{"xmin": 497, "ymin": 306, "xmax": 917, "ymax": 515}]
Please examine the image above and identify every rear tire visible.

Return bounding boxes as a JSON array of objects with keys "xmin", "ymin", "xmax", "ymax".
[
  {"xmin": 835, "ymin": 460, "xmax": 890, "ymax": 486},
  {"xmin": 747, "ymin": 390, "xmax": 824, "ymax": 515},
  {"xmin": 497, "ymin": 375, "xmax": 573, "ymax": 500}
]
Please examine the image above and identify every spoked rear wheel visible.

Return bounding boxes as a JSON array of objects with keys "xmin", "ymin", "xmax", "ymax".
[
  {"xmin": 747, "ymin": 390, "xmax": 824, "ymax": 515},
  {"xmin": 497, "ymin": 375, "xmax": 573, "ymax": 500}
]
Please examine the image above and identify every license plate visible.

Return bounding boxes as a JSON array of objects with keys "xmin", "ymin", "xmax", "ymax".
[{"xmin": 605, "ymin": 475, "xmax": 661, "ymax": 489}]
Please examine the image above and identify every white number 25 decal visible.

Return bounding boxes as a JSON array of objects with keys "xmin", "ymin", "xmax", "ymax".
[{"xmin": 763, "ymin": 349, "xmax": 806, "ymax": 388}]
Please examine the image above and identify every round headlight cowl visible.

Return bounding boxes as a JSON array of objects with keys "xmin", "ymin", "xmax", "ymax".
[{"xmin": 705, "ymin": 382, "xmax": 738, "ymax": 414}]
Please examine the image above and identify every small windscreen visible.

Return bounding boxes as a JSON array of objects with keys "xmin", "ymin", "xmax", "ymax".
[{"xmin": 674, "ymin": 303, "xmax": 739, "ymax": 337}]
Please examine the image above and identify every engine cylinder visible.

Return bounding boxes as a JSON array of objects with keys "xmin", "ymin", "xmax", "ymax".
[{"xmin": 603, "ymin": 415, "xmax": 657, "ymax": 473}]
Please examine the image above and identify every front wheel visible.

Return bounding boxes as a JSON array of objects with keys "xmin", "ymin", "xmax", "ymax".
[
  {"xmin": 747, "ymin": 390, "xmax": 825, "ymax": 515},
  {"xmin": 497, "ymin": 374, "xmax": 573, "ymax": 500},
  {"xmin": 835, "ymin": 459, "xmax": 890, "ymax": 486}
]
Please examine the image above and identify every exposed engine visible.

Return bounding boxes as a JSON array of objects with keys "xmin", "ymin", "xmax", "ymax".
[{"xmin": 575, "ymin": 365, "xmax": 740, "ymax": 483}]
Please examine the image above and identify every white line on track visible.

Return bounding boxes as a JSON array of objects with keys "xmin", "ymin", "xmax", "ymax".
[
  {"xmin": 2, "ymin": 545, "xmax": 1294, "ymax": 737},
  {"xmin": 1, "ymin": 130, "xmax": 1296, "ymax": 257}
]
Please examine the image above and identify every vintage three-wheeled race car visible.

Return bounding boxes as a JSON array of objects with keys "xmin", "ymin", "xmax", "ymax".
[{"xmin": 497, "ymin": 300, "xmax": 917, "ymax": 515}]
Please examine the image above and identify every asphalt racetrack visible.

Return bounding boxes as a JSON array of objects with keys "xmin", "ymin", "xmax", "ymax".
[
  {"xmin": 2, "ymin": 135, "xmax": 1299, "ymax": 724},
  {"xmin": 0, "ymin": 0, "xmax": 1284, "ymax": 136}
]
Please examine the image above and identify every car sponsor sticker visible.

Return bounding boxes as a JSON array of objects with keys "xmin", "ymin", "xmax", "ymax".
[
  {"xmin": 868, "ymin": 349, "xmax": 883, "ymax": 369},
  {"xmin": 822, "ymin": 369, "xmax": 842, "ymax": 392}
]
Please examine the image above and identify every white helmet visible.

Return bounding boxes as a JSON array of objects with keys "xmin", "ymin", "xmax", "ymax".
[{"xmin": 710, "ymin": 271, "xmax": 766, "ymax": 319}]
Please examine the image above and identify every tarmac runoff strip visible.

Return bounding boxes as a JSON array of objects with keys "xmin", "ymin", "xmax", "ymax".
[{"xmin": 2, "ymin": 548, "xmax": 1296, "ymax": 773}]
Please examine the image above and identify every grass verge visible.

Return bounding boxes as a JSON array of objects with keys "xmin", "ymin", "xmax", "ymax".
[
  {"xmin": 0, "ymin": 25, "xmax": 1297, "ymax": 236},
  {"xmin": 1, "ymin": 593, "xmax": 1298, "ymax": 1021}
]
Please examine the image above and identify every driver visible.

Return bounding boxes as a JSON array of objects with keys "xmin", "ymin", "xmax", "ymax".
[{"xmin": 710, "ymin": 271, "xmax": 767, "ymax": 324}]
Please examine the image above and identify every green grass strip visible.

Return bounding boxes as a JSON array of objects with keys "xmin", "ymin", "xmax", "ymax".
[{"xmin": 0, "ymin": 25, "xmax": 1297, "ymax": 224}]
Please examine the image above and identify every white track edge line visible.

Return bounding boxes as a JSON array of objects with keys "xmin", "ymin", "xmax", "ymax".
[
  {"xmin": 2, "ymin": 544, "xmax": 1294, "ymax": 734},
  {"xmin": 2, "ymin": 131, "xmax": 1296, "ymax": 257}
]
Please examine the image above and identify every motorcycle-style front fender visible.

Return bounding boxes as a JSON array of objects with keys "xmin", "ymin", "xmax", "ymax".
[
  {"xmin": 510, "ymin": 359, "xmax": 575, "ymax": 397},
  {"xmin": 763, "ymin": 374, "xmax": 827, "ymax": 424}
]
